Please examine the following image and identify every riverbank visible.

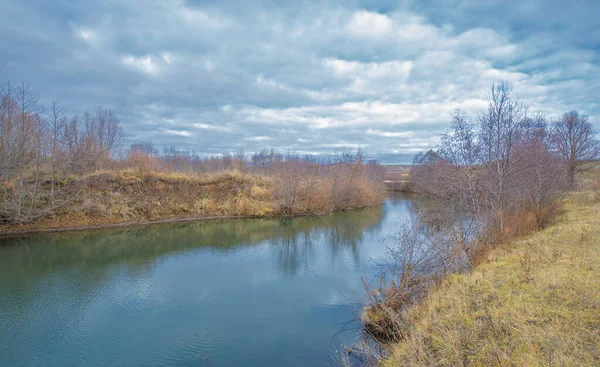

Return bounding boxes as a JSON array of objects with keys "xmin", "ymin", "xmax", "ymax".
[
  {"xmin": 382, "ymin": 165, "xmax": 413, "ymax": 192},
  {"xmin": 0, "ymin": 168, "xmax": 385, "ymax": 236},
  {"xmin": 383, "ymin": 190, "xmax": 600, "ymax": 366}
]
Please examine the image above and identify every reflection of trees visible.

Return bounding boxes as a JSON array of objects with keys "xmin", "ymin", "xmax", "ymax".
[
  {"xmin": 277, "ymin": 219, "xmax": 315, "ymax": 276},
  {"xmin": 274, "ymin": 206, "xmax": 385, "ymax": 275},
  {"xmin": 0, "ymin": 204, "xmax": 386, "ymax": 295},
  {"xmin": 0, "ymin": 199, "xmax": 390, "ymax": 347},
  {"xmin": 0, "ymin": 218, "xmax": 282, "ymax": 277}
]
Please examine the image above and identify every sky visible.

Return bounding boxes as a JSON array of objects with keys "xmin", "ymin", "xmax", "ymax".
[{"xmin": 1, "ymin": 0, "xmax": 599, "ymax": 163}]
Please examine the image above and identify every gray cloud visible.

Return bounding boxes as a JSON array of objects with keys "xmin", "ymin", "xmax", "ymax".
[{"xmin": 1, "ymin": 0, "xmax": 598, "ymax": 163}]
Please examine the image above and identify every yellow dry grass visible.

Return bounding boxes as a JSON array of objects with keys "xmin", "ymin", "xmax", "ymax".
[
  {"xmin": 0, "ymin": 166, "xmax": 384, "ymax": 234},
  {"xmin": 384, "ymin": 190, "xmax": 600, "ymax": 366},
  {"xmin": 83, "ymin": 168, "xmax": 270, "ymax": 186}
]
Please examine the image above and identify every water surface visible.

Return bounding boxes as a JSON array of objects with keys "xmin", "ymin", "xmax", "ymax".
[{"xmin": 0, "ymin": 194, "xmax": 419, "ymax": 366}]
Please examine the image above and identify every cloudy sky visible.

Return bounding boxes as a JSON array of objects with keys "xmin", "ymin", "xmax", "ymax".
[{"xmin": 1, "ymin": 0, "xmax": 599, "ymax": 163}]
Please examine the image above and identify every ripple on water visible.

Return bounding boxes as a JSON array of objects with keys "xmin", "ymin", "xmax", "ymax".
[{"xmin": 0, "ymin": 195, "xmax": 416, "ymax": 366}]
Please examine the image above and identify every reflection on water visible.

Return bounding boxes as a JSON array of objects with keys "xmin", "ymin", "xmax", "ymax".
[{"xmin": 0, "ymin": 193, "xmax": 419, "ymax": 367}]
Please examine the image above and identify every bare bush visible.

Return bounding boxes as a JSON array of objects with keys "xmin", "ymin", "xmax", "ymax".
[
  {"xmin": 359, "ymin": 218, "xmax": 473, "ymax": 346},
  {"xmin": 269, "ymin": 151, "xmax": 385, "ymax": 215}
]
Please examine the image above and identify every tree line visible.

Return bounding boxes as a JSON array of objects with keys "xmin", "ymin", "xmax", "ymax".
[
  {"xmin": 412, "ymin": 82, "xmax": 599, "ymax": 244},
  {"xmin": 0, "ymin": 80, "xmax": 385, "ymax": 224}
]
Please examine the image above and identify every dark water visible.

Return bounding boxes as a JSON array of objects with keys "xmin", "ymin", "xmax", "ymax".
[{"xmin": 0, "ymin": 194, "xmax": 420, "ymax": 367}]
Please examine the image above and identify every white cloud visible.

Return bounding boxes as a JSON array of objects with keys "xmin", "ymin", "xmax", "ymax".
[
  {"xmin": 72, "ymin": 25, "xmax": 103, "ymax": 48},
  {"xmin": 367, "ymin": 129, "xmax": 414, "ymax": 138},
  {"xmin": 256, "ymin": 75, "xmax": 286, "ymax": 90},
  {"xmin": 394, "ymin": 13, "xmax": 439, "ymax": 41},
  {"xmin": 177, "ymin": 7, "xmax": 234, "ymax": 28},
  {"xmin": 232, "ymin": 99, "xmax": 489, "ymax": 130},
  {"xmin": 320, "ymin": 143, "xmax": 365, "ymax": 148},
  {"xmin": 347, "ymin": 11, "xmax": 393, "ymax": 38},
  {"xmin": 163, "ymin": 129, "xmax": 192, "ymax": 137},
  {"xmin": 161, "ymin": 52, "xmax": 173, "ymax": 64},
  {"xmin": 78, "ymin": 29, "xmax": 95, "ymax": 41},
  {"xmin": 122, "ymin": 55, "xmax": 158, "ymax": 75},
  {"xmin": 245, "ymin": 136, "xmax": 271, "ymax": 141},
  {"xmin": 193, "ymin": 123, "xmax": 232, "ymax": 132},
  {"xmin": 326, "ymin": 59, "xmax": 413, "ymax": 77}
]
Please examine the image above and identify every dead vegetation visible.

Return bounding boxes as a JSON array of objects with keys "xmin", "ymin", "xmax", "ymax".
[
  {"xmin": 382, "ymin": 191, "xmax": 600, "ymax": 366},
  {"xmin": 348, "ymin": 169, "xmax": 600, "ymax": 366},
  {"xmin": 348, "ymin": 83, "xmax": 599, "ymax": 366},
  {"xmin": 0, "ymin": 163, "xmax": 385, "ymax": 234},
  {"xmin": 0, "ymin": 81, "xmax": 385, "ymax": 233}
]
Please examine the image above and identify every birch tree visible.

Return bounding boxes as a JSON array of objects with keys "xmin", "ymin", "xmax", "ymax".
[{"xmin": 478, "ymin": 82, "xmax": 528, "ymax": 230}]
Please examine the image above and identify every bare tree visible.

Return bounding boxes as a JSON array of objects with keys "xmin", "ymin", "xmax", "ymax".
[
  {"xmin": 14, "ymin": 82, "xmax": 42, "ymax": 218},
  {"xmin": 413, "ymin": 110, "xmax": 483, "ymax": 218},
  {"xmin": 129, "ymin": 141, "xmax": 157, "ymax": 156},
  {"xmin": 412, "ymin": 85, "xmax": 568, "ymax": 235},
  {"xmin": 49, "ymin": 101, "xmax": 67, "ymax": 198},
  {"xmin": 439, "ymin": 109, "xmax": 480, "ymax": 166},
  {"xmin": 478, "ymin": 82, "xmax": 528, "ymax": 230},
  {"xmin": 62, "ymin": 114, "xmax": 85, "ymax": 173},
  {"xmin": 0, "ymin": 80, "xmax": 16, "ymax": 185},
  {"xmin": 94, "ymin": 108, "xmax": 122, "ymax": 157},
  {"xmin": 551, "ymin": 110, "xmax": 600, "ymax": 186},
  {"xmin": 412, "ymin": 149, "xmax": 443, "ymax": 165},
  {"xmin": 68, "ymin": 108, "xmax": 124, "ymax": 172}
]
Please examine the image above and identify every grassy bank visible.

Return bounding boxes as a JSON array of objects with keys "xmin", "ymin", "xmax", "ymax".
[
  {"xmin": 0, "ymin": 167, "xmax": 385, "ymax": 235},
  {"xmin": 383, "ymin": 191, "xmax": 600, "ymax": 366}
]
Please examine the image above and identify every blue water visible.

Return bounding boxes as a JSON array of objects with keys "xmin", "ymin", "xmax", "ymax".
[{"xmin": 0, "ymin": 194, "xmax": 418, "ymax": 366}]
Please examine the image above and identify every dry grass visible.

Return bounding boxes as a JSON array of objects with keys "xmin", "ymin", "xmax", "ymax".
[
  {"xmin": 78, "ymin": 169, "xmax": 274, "ymax": 218},
  {"xmin": 0, "ymin": 169, "xmax": 274, "ymax": 233},
  {"xmin": 383, "ymin": 191, "xmax": 600, "ymax": 366},
  {"xmin": 0, "ymin": 166, "xmax": 384, "ymax": 234},
  {"xmin": 83, "ymin": 168, "xmax": 267, "ymax": 185}
]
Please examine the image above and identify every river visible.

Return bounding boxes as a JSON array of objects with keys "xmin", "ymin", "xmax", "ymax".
[{"xmin": 0, "ymin": 194, "xmax": 420, "ymax": 366}]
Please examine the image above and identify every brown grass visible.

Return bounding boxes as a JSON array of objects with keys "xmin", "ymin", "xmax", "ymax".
[
  {"xmin": 0, "ymin": 167, "xmax": 385, "ymax": 234},
  {"xmin": 383, "ymin": 191, "xmax": 600, "ymax": 366}
]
